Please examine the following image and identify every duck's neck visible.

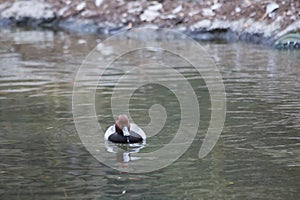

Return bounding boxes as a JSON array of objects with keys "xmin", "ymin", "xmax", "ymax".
[{"xmin": 115, "ymin": 124, "xmax": 124, "ymax": 136}]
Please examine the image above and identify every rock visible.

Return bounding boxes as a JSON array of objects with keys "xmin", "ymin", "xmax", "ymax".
[
  {"xmin": 211, "ymin": 3, "xmax": 222, "ymax": 11},
  {"xmin": 290, "ymin": 15, "xmax": 296, "ymax": 21},
  {"xmin": 58, "ymin": 18, "xmax": 100, "ymax": 34},
  {"xmin": 160, "ymin": 14, "xmax": 176, "ymax": 20},
  {"xmin": 191, "ymin": 19, "xmax": 211, "ymax": 30},
  {"xmin": 274, "ymin": 33, "xmax": 300, "ymax": 49},
  {"xmin": 250, "ymin": 12, "xmax": 256, "ymax": 18},
  {"xmin": 116, "ymin": 0, "xmax": 125, "ymax": 6},
  {"xmin": 76, "ymin": 2, "xmax": 86, "ymax": 11},
  {"xmin": 286, "ymin": 10, "xmax": 292, "ymax": 16},
  {"xmin": 175, "ymin": 26, "xmax": 187, "ymax": 32},
  {"xmin": 140, "ymin": 10, "xmax": 160, "ymax": 22},
  {"xmin": 188, "ymin": 10, "xmax": 199, "ymax": 17},
  {"xmin": 140, "ymin": 3, "xmax": 162, "ymax": 22},
  {"xmin": 1, "ymin": 1, "xmax": 54, "ymax": 20},
  {"xmin": 202, "ymin": 8, "xmax": 215, "ymax": 17},
  {"xmin": 127, "ymin": 2, "xmax": 142, "ymax": 14},
  {"xmin": 147, "ymin": 3, "xmax": 163, "ymax": 11},
  {"xmin": 235, "ymin": 7, "xmax": 241, "ymax": 13},
  {"xmin": 58, "ymin": 6, "xmax": 69, "ymax": 17},
  {"xmin": 172, "ymin": 5, "xmax": 182, "ymax": 14},
  {"xmin": 0, "ymin": 2, "xmax": 10, "ymax": 12},
  {"xmin": 80, "ymin": 10, "xmax": 95, "ymax": 17},
  {"xmin": 95, "ymin": 0, "xmax": 103, "ymax": 7},
  {"xmin": 77, "ymin": 39, "xmax": 87, "ymax": 44},
  {"xmin": 266, "ymin": 2, "xmax": 279, "ymax": 17}
]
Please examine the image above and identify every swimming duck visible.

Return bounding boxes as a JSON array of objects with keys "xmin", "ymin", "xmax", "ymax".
[{"xmin": 104, "ymin": 114, "xmax": 146, "ymax": 144}]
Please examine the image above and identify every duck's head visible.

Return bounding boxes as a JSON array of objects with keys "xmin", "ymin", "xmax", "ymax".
[{"xmin": 115, "ymin": 114, "xmax": 130, "ymax": 136}]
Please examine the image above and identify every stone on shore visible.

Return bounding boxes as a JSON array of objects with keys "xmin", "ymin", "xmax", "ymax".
[
  {"xmin": 0, "ymin": 0, "xmax": 299, "ymax": 48},
  {"xmin": 1, "ymin": 0, "xmax": 54, "ymax": 21}
]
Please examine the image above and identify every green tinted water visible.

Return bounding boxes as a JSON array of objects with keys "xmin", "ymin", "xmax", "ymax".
[{"xmin": 0, "ymin": 28, "xmax": 299, "ymax": 199}]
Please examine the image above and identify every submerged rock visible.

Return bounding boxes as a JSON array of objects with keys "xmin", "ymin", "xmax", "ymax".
[{"xmin": 274, "ymin": 33, "xmax": 300, "ymax": 50}]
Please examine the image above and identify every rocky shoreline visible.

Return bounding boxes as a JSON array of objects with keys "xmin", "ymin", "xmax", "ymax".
[{"xmin": 0, "ymin": 0, "xmax": 299, "ymax": 47}]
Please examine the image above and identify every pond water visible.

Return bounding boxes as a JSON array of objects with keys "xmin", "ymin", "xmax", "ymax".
[{"xmin": 0, "ymin": 28, "xmax": 299, "ymax": 199}]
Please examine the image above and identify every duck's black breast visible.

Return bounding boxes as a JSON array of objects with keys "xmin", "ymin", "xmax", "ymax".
[{"xmin": 108, "ymin": 131, "xmax": 143, "ymax": 144}]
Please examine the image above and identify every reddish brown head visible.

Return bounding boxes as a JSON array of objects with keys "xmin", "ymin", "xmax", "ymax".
[{"xmin": 115, "ymin": 114, "xmax": 130, "ymax": 135}]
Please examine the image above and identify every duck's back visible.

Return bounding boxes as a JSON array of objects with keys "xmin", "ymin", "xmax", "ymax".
[{"xmin": 104, "ymin": 123, "xmax": 146, "ymax": 144}]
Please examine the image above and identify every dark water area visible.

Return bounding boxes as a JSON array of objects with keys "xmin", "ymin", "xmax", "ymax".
[{"xmin": 0, "ymin": 28, "xmax": 299, "ymax": 199}]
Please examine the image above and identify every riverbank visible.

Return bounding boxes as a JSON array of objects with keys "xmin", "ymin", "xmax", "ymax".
[{"xmin": 0, "ymin": 0, "xmax": 299, "ymax": 46}]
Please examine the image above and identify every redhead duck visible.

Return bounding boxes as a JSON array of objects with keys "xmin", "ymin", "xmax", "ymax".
[{"xmin": 104, "ymin": 114, "xmax": 146, "ymax": 144}]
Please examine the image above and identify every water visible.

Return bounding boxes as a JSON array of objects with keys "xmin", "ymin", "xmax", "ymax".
[{"xmin": 0, "ymin": 28, "xmax": 299, "ymax": 199}]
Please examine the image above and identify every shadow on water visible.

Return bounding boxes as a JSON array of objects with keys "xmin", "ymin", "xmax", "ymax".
[{"xmin": 0, "ymin": 28, "xmax": 299, "ymax": 199}]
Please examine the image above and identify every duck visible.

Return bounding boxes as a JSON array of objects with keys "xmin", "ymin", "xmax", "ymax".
[{"xmin": 104, "ymin": 114, "xmax": 146, "ymax": 144}]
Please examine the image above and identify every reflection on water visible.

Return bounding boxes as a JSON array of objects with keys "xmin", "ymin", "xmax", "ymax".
[{"xmin": 0, "ymin": 28, "xmax": 299, "ymax": 199}]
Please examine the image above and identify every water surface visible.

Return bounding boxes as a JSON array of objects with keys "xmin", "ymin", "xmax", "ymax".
[{"xmin": 0, "ymin": 28, "xmax": 299, "ymax": 199}]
